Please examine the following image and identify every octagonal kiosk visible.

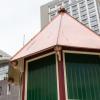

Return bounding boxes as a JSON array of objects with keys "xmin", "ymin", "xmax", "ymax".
[{"xmin": 10, "ymin": 8, "xmax": 100, "ymax": 100}]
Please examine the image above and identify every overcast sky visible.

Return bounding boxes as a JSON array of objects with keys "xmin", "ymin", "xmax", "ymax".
[{"xmin": 0, "ymin": 0, "xmax": 52, "ymax": 56}]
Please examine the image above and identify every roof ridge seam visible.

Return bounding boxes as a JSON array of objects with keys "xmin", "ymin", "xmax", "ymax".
[{"xmin": 56, "ymin": 14, "xmax": 63, "ymax": 45}]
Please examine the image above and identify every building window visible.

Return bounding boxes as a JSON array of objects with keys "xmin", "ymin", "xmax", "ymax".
[
  {"xmin": 91, "ymin": 25, "xmax": 99, "ymax": 31},
  {"xmin": 94, "ymin": 29, "xmax": 99, "ymax": 33},
  {"xmin": 50, "ymin": 12, "xmax": 56, "ymax": 21},
  {"xmin": 88, "ymin": 2, "xmax": 94, "ymax": 9},
  {"xmin": 64, "ymin": 0, "xmax": 69, "ymax": 6},
  {"xmin": 57, "ymin": 2, "xmax": 62, "ymax": 7},
  {"xmin": 71, "ymin": 0, "xmax": 77, "ymax": 3},
  {"xmin": 0, "ymin": 65, "xmax": 8, "ymax": 80},
  {"xmin": 89, "ymin": 8, "xmax": 95, "ymax": 14},
  {"xmin": 89, "ymin": 13, "xmax": 96, "ymax": 19},
  {"xmin": 49, "ymin": 6, "xmax": 55, "ymax": 12},
  {"xmin": 79, "ymin": 1, "xmax": 85, "ymax": 7}
]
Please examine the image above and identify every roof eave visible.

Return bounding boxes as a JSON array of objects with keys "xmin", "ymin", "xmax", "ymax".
[
  {"xmin": 11, "ymin": 46, "xmax": 56, "ymax": 62},
  {"xmin": 62, "ymin": 45, "xmax": 100, "ymax": 54}
]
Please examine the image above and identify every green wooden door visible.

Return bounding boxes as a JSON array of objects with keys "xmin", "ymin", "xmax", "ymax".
[
  {"xmin": 65, "ymin": 53, "xmax": 100, "ymax": 100},
  {"xmin": 27, "ymin": 54, "xmax": 58, "ymax": 100}
]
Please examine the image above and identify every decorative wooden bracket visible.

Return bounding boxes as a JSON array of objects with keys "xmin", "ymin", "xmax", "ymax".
[
  {"xmin": 54, "ymin": 46, "xmax": 62, "ymax": 61},
  {"xmin": 11, "ymin": 60, "xmax": 18, "ymax": 69}
]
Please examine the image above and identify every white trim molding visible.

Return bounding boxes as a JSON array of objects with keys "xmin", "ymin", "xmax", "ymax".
[{"xmin": 25, "ymin": 52, "xmax": 59, "ymax": 100}]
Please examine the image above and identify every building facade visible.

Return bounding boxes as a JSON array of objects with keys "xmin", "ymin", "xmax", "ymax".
[
  {"xmin": 0, "ymin": 50, "xmax": 11, "ymax": 81},
  {"xmin": 41, "ymin": 0, "xmax": 100, "ymax": 34},
  {"xmin": 0, "ymin": 50, "xmax": 19, "ymax": 100}
]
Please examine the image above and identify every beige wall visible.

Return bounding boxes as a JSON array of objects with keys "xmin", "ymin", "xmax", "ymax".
[
  {"xmin": 96, "ymin": 0, "xmax": 100, "ymax": 17},
  {"xmin": 40, "ymin": 4, "xmax": 49, "ymax": 29}
]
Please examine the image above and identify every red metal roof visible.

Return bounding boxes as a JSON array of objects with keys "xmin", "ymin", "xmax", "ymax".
[{"xmin": 11, "ymin": 12, "xmax": 100, "ymax": 61}]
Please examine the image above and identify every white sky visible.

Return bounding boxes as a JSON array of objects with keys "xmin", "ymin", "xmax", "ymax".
[{"xmin": 0, "ymin": 0, "xmax": 52, "ymax": 56}]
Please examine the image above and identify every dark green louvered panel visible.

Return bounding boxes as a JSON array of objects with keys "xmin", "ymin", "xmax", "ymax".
[
  {"xmin": 27, "ymin": 54, "xmax": 57, "ymax": 100},
  {"xmin": 65, "ymin": 53, "xmax": 100, "ymax": 100}
]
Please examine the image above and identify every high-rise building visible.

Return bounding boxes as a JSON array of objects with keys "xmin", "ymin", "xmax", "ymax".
[{"xmin": 41, "ymin": 0, "xmax": 100, "ymax": 34}]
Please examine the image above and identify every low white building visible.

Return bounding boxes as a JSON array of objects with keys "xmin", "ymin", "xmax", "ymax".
[{"xmin": 0, "ymin": 50, "xmax": 19, "ymax": 100}]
